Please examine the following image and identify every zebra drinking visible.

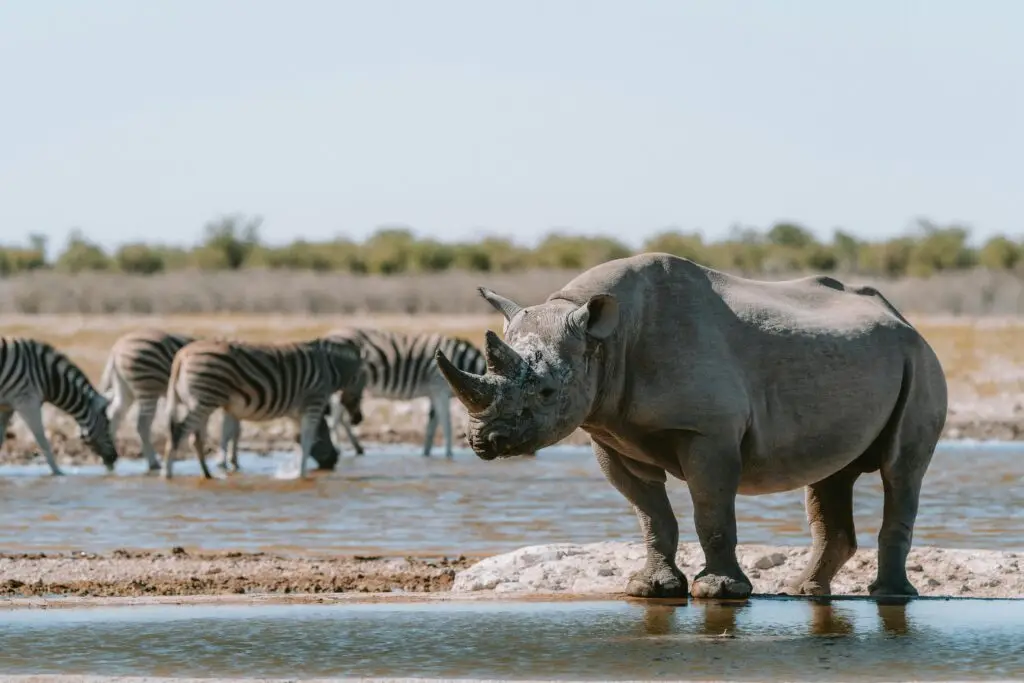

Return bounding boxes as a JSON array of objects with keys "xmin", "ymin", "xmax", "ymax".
[
  {"xmin": 163, "ymin": 336, "xmax": 367, "ymax": 479},
  {"xmin": 99, "ymin": 329, "xmax": 195, "ymax": 471},
  {"xmin": 0, "ymin": 336, "xmax": 119, "ymax": 475},
  {"xmin": 100, "ymin": 329, "xmax": 342, "ymax": 472}
]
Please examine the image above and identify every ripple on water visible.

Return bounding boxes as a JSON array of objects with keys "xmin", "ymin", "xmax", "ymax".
[{"xmin": 0, "ymin": 441, "xmax": 1021, "ymax": 555}]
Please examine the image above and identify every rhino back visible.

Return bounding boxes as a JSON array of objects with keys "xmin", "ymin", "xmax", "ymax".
[{"xmin": 563, "ymin": 254, "xmax": 944, "ymax": 490}]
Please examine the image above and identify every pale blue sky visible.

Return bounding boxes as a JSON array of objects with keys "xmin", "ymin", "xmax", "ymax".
[{"xmin": 1, "ymin": 0, "xmax": 1021, "ymax": 251}]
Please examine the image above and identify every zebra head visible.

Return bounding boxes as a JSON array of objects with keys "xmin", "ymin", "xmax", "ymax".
[
  {"xmin": 338, "ymin": 360, "xmax": 369, "ymax": 426},
  {"xmin": 80, "ymin": 393, "xmax": 119, "ymax": 471},
  {"xmin": 322, "ymin": 338, "xmax": 367, "ymax": 426}
]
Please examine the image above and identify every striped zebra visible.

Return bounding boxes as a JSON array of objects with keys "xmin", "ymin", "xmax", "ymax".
[
  {"xmin": 0, "ymin": 336, "xmax": 119, "ymax": 475},
  {"xmin": 99, "ymin": 329, "xmax": 196, "ymax": 471},
  {"xmin": 162, "ymin": 336, "xmax": 367, "ymax": 479},
  {"xmin": 323, "ymin": 327, "xmax": 492, "ymax": 458},
  {"xmin": 99, "ymin": 329, "xmax": 344, "ymax": 473}
]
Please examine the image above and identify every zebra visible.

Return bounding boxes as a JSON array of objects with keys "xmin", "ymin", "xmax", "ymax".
[
  {"xmin": 0, "ymin": 336, "xmax": 119, "ymax": 475},
  {"xmin": 99, "ymin": 329, "xmax": 343, "ymax": 473},
  {"xmin": 99, "ymin": 329, "xmax": 196, "ymax": 471},
  {"xmin": 323, "ymin": 327, "xmax": 492, "ymax": 458},
  {"xmin": 162, "ymin": 336, "xmax": 367, "ymax": 479}
]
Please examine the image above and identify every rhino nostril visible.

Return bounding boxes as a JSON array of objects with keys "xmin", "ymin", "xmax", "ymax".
[{"xmin": 487, "ymin": 432, "xmax": 507, "ymax": 452}]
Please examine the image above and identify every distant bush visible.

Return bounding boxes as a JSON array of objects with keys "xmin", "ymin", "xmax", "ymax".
[{"xmin": 2, "ymin": 213, "xmax": 1021, "ymax": 283}]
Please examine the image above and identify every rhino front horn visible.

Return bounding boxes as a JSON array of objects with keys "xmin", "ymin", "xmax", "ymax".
[
  {"xmin": 435, "ymin": 349, "xmax": 496, "ymax": 414},
  {"xmin": 484, "ymin": 330, "xmax": 527, "ymax": 377}
]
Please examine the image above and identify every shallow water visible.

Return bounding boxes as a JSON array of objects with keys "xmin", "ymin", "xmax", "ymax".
[
  {"xmin": 1, "ymin": 598, "xmax": 1022, "ymax": 680},
  {"xmin": 0, "ymin": 441, "xmax": 1020, "ymax": 555}
]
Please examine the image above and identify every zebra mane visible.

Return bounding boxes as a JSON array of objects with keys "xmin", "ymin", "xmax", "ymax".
[{"xmin": 35, "ymin": 341, "xmax": 105, "ymax": 413}]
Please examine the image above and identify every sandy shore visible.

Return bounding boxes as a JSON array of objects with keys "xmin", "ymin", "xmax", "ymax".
[{"xmin": 2, "ymin": 542, "xmax": 1020, "ymax": 605}]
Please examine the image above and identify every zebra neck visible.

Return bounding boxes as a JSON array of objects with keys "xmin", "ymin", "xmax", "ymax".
[{"xmin": 42, "ymin": 371, "xmax": 96, "ymax": 425}]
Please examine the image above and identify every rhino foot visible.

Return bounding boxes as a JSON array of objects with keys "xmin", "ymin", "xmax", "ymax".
[
  {"xmin": 782, "ymin": 579, "xmax": 831, "ymax": 597},
  {"xmin": 625, "ymin": 565, "xmax": 688, "ymax": 598},
  {"xmin": 690, "ymin": 570, "xmax": 752, "ymax": 600},
  {"xmin": 868, "ymin": 577, "xmax": 918, "ymax": 598}
]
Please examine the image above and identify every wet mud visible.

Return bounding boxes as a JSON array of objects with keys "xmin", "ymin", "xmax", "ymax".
[{"xmin": 0, "ymin": 549, "xmax": 477, "ymax": 598}]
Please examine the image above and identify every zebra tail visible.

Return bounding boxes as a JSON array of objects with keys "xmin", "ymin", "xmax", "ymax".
[
  {"xmin": 164, "ymin": 352, "xmax": 185, "ymax": 448},
  {"xmin": 97, "ymin": 351, "xmax": 116, "ymax": 397}
]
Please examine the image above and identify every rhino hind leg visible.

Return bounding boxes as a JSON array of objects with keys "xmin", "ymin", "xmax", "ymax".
[
  {"xmin": 786, "ymin": 468, "xmax": 861, "ymax": 596},
  {"xmin": 592, "ymin": 442, "xmax": 687, "ymax": 598},
  {"xmin": 868, "ymin": 446, "xmax": 933, "ymax": 598}
]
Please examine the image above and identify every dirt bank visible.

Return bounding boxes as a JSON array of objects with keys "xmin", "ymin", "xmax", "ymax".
[
  {"xmin": 0, "ymin": 549, "xmax": 478, "ymax": 598},
  {"xmin": 2, "ymin": 543, "xmax": 1020, "ymax": 602}
]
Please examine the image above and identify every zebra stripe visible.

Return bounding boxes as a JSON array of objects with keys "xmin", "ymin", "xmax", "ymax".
[
  {"xmin": 0, "ymin": 336, "xmax": 118, "ymax": 474},
  {"xmin": 163, "ymin": 336, "xmax": 365, "ymax": 479},
  {"xmin": 99, "ymin": 329, "xmax": 342, "ymax": 473},
  {"xmin": 324, "ymin": 327, "xmax": 487, "ymax": 458}
]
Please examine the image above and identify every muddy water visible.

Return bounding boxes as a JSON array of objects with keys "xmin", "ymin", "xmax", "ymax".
[
  {"xmin": 2, "ymin": 598, "xmax": 1023, "ymax": 680},
  {"xmin": 0, "ymin": 441, "xmax": 1020, "ymax": 555}
]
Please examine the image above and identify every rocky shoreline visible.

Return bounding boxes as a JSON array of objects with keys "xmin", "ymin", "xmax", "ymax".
[
  {"xmin": 1, "ymin": 542, "xmax": 1020, "ymax": 603},
  {"xmin": 0, "ymin": 398, "xmax": 1020, "ymax": 468}
]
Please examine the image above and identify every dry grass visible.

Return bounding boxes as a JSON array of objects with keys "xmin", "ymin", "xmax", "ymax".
[
  {"xmin": 2, "ymin": 267, "xmax": 1024, "ymax": 316},
  {"xmin": 2, "ymin": 311, "xmax": 1021, "ymax": 421}
]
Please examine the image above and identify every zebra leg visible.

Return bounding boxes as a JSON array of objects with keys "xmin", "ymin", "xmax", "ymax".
[
  {"xmin": 328, "ymin": 393, "xmax": 364, "ymax": 456},
  {"xmin": 0, "ymin": 408, "xmax": 13, "ymax": 450},
  {"xmin": 423, "ymin": 402, "xmax": 439, "ymax": 457},
  {"xmin": 135, "ymin": 397, "xmax": 161, "ymax": 472},
  {"xmin": 339, "ymin": 411, "xmax": 364, "ymax": 456},
  {"xmin": 296, "ymin": 405, "xmax": 326, "ymax": 479},
  {"xmin": 164, "ymin": 407, "xmax": 202, "ymax": 480},
  {"xmin": 106, "ymin": 375, "xmax": 134, "ymax": 442},
  {"xmin": 218, "ymin": 413, "xmax": 241, "ymax": 472},
  {"xmin": 192, "ymin": 420, "xmax": 214, "ymax": 480},
  {"xmin": 16, "ymin": 401, "xmax": 63, "ymax": 476},
  {"xmin": 436, "ymin": 395, "xmax": 454, "ymax": 459}
]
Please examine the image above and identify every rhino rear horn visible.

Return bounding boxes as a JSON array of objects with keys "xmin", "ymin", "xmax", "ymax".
[
  {"xmin": 478, "ymin": 287, "xmax": 523, "ymax": 322},
  {"xmin": 436, "ymin": 349, "xmax": 496, "ymax": 414},
  {"xmin": 483, "ymin": 330, "xmax": 528, "ymax": 377}
]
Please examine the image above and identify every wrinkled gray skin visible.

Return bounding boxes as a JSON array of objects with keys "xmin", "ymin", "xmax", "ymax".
[{"xmin": 437, "ymin": 253, "xmax": 948, "ymax": 600}]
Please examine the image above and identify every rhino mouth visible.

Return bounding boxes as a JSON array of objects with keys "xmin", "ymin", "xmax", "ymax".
[{"xmin": 470, "ymin": 431, "xmax": 536, "ymax": 461}]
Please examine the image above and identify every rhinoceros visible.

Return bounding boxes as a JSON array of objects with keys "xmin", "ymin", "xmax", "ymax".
[{"xmin": 436, "ymin": 253, "xmax": 948, "ymax": 600}]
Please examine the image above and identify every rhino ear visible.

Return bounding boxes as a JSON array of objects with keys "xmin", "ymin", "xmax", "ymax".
[
  {"xmin": 478, "ymin": 287, "xmax": 523, "ymax": 323},
  {"xmin": 569, "ymin": 295, "xmax": 619, "ymax": 340}
]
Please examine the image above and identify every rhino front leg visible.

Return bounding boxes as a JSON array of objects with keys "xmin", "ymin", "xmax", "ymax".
[
  {"xmin": 593, "ymin": 441, "xmax": 687, "ymax": 598},
  {"xmin": 787, "ymin": 468, "xmax": 860, "ymax": 596},
  {"xmin": 681, "ymin": 435, "xmax": 752, "ymax": 599}
]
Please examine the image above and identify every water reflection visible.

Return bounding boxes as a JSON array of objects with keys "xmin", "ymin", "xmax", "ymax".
[
  {"xmin": 0, "ymin": 442, "xmax": 1021, "ymax": 554},
  {"xmin": 2, "ymin": 598, "xmax": 1021, "ymax": 680},
  {"xmin": 634, "ymin": 599, "xmax": 907, "ymax": 640}
]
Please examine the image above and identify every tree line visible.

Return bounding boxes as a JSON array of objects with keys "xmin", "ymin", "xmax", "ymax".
[{"xmin": 1, "ymin": 214, "xmax": 1021, "ymax": 278}]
